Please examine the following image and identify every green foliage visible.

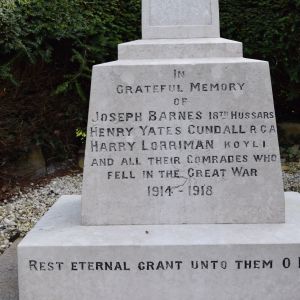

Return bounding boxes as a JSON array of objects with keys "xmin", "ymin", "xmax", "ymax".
[
  {"xmin": 0, "ymin": 0, "xmax": 141, "ymax": 165},
  {"xmin": 75, "ymin": 128, "xmax": 87, "ymax": 144},
  {"xmin": 220, "ymin": 0, "xmax": 300, "ymax": 121},
  {"xmin": 280, "ymin": 145, "xmax": 300, "ymax": 162},
  {"xmin": 0, "ymin": 0, "xmax": 299, "ymax": 166}
]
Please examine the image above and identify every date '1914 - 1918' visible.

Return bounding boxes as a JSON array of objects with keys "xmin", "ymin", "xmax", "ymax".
[{"xmin": 147, "ymin": 185, "xmax": 213, "ymax": 197}]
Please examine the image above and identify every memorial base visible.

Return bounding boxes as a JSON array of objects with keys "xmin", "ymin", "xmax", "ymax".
[{"xmin": 18, "ymin": 193, "xmax": 300, "ymax": 300}]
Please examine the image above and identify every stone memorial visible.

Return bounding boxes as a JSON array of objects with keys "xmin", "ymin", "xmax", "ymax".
[{"xmin": 18, "ymin": 1, "xmax": 300, "ymax": 299}]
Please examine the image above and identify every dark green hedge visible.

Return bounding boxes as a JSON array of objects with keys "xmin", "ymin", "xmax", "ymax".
[
  {"xmin": 0, "ymin": 0, "xmax": 141, "ymax": 164},
  {"xmin": 220, "ymin": 0, "xmax": 300, "ymax": 121},
  {"xmin": 0, "ymin": 0, "xmax": 299, "ymax": 165}
]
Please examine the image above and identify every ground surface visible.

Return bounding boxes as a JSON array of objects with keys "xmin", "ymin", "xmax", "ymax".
[
  {"xmin": 0, "ymin": 240, "xmax": 19, "ymax": 300},
  {"xmin": 282, "ymin": 163, "xmax": 300, "ymax": 192},
  {"xmin": 0, "ymin": 171, "xmax": 82, "ymax": 255}
]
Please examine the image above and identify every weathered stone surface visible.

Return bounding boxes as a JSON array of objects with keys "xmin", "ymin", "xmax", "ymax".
[
  {"xmin": 18, "ymin": 193, "xmax": 300, "ymax": 300},
  {"xmin": 142, "ymin": 0, "xmax": 220, "ymax": 39},
  {"xmin": 82, "ymin": 58, "xmax": 285, "ymax": 225},
  {"xmin": 118, "ymin": 38, "xmax": 243, "ymax": 60}
]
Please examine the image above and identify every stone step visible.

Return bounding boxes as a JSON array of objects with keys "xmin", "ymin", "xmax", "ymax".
[
  {"xmin": 118, "ymin": 38, "xmax": 243, "ymax": 60},
  {"xmin": 18, "ymin": 193, "xmax": 300, "ymax": 300}
]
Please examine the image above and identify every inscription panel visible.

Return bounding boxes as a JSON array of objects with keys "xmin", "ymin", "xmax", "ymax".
[
  {"xmin": 19, "ymin": 241, "xmax": 300, "ymax": 300},
  {"xmin": 82, "ymin": 60, "xmax": 284, "ymax": 225},
  {"xmin": 150, "ymin": 0, "xmax": 212, "ymax": 26}
]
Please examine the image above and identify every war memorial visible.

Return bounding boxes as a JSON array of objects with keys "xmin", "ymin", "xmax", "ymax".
[{"xmin": 18, "ymin": 1, "xmax": 300, "ymax": 299}]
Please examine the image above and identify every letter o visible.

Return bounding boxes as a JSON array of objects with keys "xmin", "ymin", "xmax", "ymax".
[
  {"xmin": 282, "ymin": 258, "xmax": 291, "ymax": 269},
  {"xmin": 221, "ymin": 261, "xmax": 227, "ymax": 269},
  {"xmin": 174, "ymin": 98, "xmax": 180, "ymax": 106}
]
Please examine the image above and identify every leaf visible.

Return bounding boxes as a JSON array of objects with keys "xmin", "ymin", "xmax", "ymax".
[{"xmin": 54, "ymin": 81, "xmax": 69, "ymax": 95}]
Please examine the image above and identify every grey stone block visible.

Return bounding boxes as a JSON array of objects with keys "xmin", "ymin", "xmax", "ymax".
[
  {"xmin": 18, "ymin": 193, "xmax": 300, "ymax": 300},
  {"xmin": 142, "ymin": 0, "xmax": 220, "ymax": 39},
  {"xmin": 82, "ymin": 58, "xmax": 285, "ymax": 225},
  {"xmin": 118, "ymin": 38, "xmax": 243, "ymax": 60}
]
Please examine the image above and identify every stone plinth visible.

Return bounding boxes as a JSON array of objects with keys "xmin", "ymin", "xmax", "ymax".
[
  {"xmin": 118, "ymin": 38, "xmax": 243, "ymax": 60},
  {"xmin": 18, "ymin": 193, "xmax": 300, "ymax": 300},
  {"xmin": 81, "ymin": 57, "xmax": 285, "ymax": 225}
]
